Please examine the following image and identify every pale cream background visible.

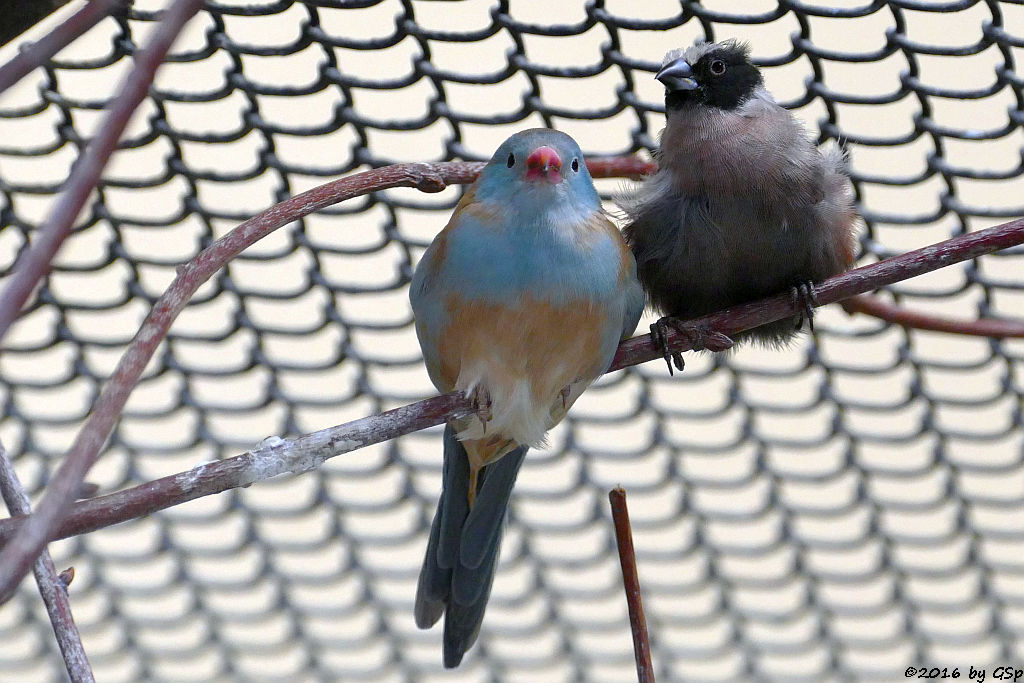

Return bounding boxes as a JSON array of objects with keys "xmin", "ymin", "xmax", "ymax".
[{"xmin": 1, "ymin": 1, "xmax": 1023, "ymax": 681}]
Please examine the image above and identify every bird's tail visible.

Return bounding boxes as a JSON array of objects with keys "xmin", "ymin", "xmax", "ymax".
[{"xmin": 414, "ymin": 424, "xmax": 528, "ymax": 668}]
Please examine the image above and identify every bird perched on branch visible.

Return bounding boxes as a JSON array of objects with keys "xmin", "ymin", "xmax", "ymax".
[
  {"xmin": 409, "ymin": 128, "xmax": 644, "ymax": 668},
  {"xmin": 621, "ymin": 39, "xmax": 860, "ymax": 372}
]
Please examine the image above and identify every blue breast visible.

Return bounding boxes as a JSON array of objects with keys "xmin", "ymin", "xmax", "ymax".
[{"xmin": 440, "ymin": 213, "xmax": 622, "ymax": 307}]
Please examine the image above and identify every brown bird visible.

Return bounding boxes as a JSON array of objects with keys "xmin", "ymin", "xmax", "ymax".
[{"xmin": 620, "ymin": 40, "xmax": 860, "ymax": 372}]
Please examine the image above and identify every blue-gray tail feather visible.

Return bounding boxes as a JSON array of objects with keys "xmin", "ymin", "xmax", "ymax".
[{"xmin": 414, "ymin": 423, "xmax": 528, "ymax": 669}]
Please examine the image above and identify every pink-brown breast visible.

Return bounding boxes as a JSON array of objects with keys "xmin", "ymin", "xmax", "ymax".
[
  {"xmin": 437, "ymin": 293, "xmax": 613, "ymax": 397},
  {"xmin": 438, "ymin": 292, "xmax": 618, "ymax": 470}
]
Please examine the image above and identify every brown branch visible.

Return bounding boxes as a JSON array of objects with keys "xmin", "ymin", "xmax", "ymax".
[
  {"xmin": 609, "ymin": 487, "xmax": 655, "ymax": 683},
  {"xmin": 0, "ymin": 215, "xmax": 1022, "ymax": 548},
  {"xmin": 0, "ymin": 442, "xmax": 93, "ymax": 682},
  {"xmin": 841, "ymin": 294, "xmax": 1024, "ymax": 338},
  {"xmin": 0, "ymin": 0, "xmax": 206, "ymax": 603},
  {"xmin": 0, "ymin": 113, "xmax": 1020, "ymax": 596},
  {"xmin": 0, "ymin": 394, "xmax": 474, "ymax": 544},
  {"xmin": 0, "ymin": 2, "xmax": 1014, "ymax": 660},
  {"xmin": 586, "ymin": 156, "xmax": 655, "ymax": 180},
  {"xmin": 0, "ymin": 0, "xmax": 128, "ymax": 95},
  {"xmin": 0, "ymin": 154, "xmax": 658, "ymax": 600},
  {"xmin": 609, "ymin": 216, "xmax": 1024, "ymax": 370}
]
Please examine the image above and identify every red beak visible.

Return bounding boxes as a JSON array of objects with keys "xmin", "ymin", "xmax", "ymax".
[{"xmin": 524, "ymin": 146, "xmax": 562, "ymax": 183}]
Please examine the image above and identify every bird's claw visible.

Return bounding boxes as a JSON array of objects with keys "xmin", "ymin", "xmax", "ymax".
[
  {"xmin": 791, "ymin": 281, "xmax": 819, "ymax": 332},
  {"xmin": 469, "ymin": 386, "xmax": 493, "ymax": 429},
  {"xmin": 651, "ymin": 319, "xmax": 685, "ymax": 375},
  {"xmin": 650, "ymin": 317, "xmax": 734, "ymax": 376}
]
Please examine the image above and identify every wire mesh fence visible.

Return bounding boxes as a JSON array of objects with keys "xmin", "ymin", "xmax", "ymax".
[{"xmin": 1, "ymin": 0, "xmax": 1023, "ymax": 680}]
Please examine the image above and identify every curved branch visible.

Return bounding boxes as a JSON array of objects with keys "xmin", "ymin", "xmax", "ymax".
[
  {"xmin": 1, "ymin": 215, "xmax": 1022, "ymax": 548},
  {"xmin": 0, "ymin": 0, "xmax": 206, "ymax": 603},
  {"xmin": 841, "ymin": 294, "xmax": 1024, "ymax": 338},
  {"xmin": 0, "ymin": 155, "xmax": 652, "ymax": 601}
]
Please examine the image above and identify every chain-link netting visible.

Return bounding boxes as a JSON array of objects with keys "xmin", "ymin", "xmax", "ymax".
[{"xmin": 2, "ymin": 1, "xmax": 1024, "ymax": 680}]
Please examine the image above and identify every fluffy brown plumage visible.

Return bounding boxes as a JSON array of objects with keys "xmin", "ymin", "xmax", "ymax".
[{"xmin": 621, "ymin": 40, "xmax": 860, "ymax": 369}]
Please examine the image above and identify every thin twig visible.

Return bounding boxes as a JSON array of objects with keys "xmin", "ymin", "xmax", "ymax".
[
  {"xmin": 0, "ymin": 155, "xmax": 648, "ymax": 600},
  {"xmin": 609, "ymin": 487, "xmax": 655, "ymax": 683},
  {"xmin": 0, "ymin": 0, "xmax": 206, "ymax": 603},
  {"xmin": 842, "ymin": 294, "xmax": 1024, "ymax": 337},
  {"xmin": 0, "ymin": 0, "xmax": 127, "ymax": 96},
  {"xmin": 0, "ymin": 442, "xmax": 93, "ymax": 682},
  {"xmin": 0, "ymin": 216, "xmax": 1022, "ymax": 548}
]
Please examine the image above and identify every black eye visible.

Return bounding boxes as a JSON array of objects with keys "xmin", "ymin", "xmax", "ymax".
[
  {"xmin": 507, "ymin": 153, "xmax": 515, "ymax": 168},
  {"xmin": 571, "ymin": 158, "xmax": 579, "ymax": 172},
  {"xmin": 709, "ymin": 59, "xmax": 726, "ymax": 76}
]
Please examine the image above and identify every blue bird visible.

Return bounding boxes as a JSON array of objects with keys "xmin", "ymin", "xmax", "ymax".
[{"xmin": 410, "ymin": 128, "xmax": 644, "ymax": 667}]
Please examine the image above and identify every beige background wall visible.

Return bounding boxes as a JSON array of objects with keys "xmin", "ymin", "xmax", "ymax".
[{"xmin": 1, "ymin": 1, "xmax": 1022, "ymax": 681}]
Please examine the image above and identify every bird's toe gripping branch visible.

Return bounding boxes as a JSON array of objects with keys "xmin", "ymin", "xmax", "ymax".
[
  {"xmin": 792, "ymin": 281, "xmax": 819, "ymax": 332},
  {"xmin": 650, "ymin": 317, "xmax": 735, "ymax": 375},
  {"xmin": 468, "ymin": 385, "xmax": 493, "ymax": 427}
]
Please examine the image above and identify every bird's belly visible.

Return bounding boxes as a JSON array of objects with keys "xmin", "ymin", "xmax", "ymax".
[
  {"xmin": 650, "ymin": 200, "xmax": 810, "ymax": 316},
  {"xmin": 438, "ymin": 294, "xmax": 614, "ymax": 447}
]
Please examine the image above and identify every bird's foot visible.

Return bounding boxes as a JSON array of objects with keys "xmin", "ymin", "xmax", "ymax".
[
  {"xmin": 468, "ymin": 386, "xmax": 493, "ymax": 430},
  {"xmin": 650, "ymin": 319, "xmax": 683, "ymax": 374},
  {"xmin": 650, "ymin": 317, "xmax": 734, "ymax": 376},
  {"xmin": 791, "ymin": 281, "xmax": 819, "ymax": 332}
]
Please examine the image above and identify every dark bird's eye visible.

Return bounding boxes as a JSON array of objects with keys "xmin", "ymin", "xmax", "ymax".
[
  {"xmin": 571, "ymin": 158, "xmax": 579, "ymax": 172},
  {"xmin": 709, "ymin": 59, "xmax": 726, "ymax": 76},
  {"xmin": 507, "ymin": 153, "xmax": 515, "ymax": 168}
]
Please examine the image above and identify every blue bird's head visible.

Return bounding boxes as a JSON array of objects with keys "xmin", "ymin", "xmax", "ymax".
[{"xmin": 473, "ymin": 128, "xmax": 602, "ymax": 212}]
